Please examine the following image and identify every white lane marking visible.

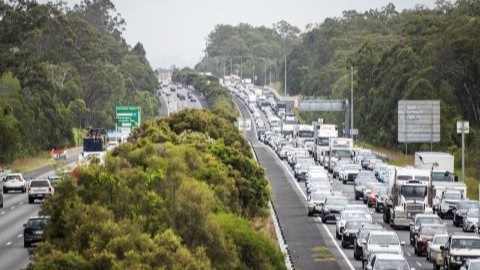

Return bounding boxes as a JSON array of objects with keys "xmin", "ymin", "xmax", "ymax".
[
  {"xmin": 264, "ymin": 146, "xmax": 356, "ymax": 270},
  {"xmin": 19, "ymin": 202, "xmax": 23, "ymax": 205},
  {"xmin": 1, "ymin": 211, "xmax": 6, "ymax": 215},
  {"xmin": 416, "ymin": 261, "xmax": 422, "ymax": 267},
  {"xmin": 406, "ymin": 252, "xmax": 411, "ymax": 256},
  {"xmin": 18, "ymin": 234, "xmax": 22, "ymax": 238},
  {"xmin": 10, "ymin": 206, "xmax": 14, "ymax": 210},
  {"xmin": 6, "ymin": 242, "xmax": 11, "ymax": 246}
]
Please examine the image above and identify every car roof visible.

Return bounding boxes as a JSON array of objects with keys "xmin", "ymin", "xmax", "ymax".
[
  {"xmin": 451, "ymin": 234, "xmax": 480, "ymax": 240},
  {"xmin": 369, "ymin": 230, "xmax": 397, "ymax": 236},
  {"xmin": 374, "ymin": 254, "xmax": 406, "ymax": 260}
]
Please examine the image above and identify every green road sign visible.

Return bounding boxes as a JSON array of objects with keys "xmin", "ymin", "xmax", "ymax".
[{"xmin": 116, "ymin": 106, "xmax": 141, "ymax": 127}]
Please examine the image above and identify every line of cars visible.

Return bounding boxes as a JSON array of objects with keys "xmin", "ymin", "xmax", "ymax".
[
  {"xmin": 1, "ymin": 172, "xmax": 59, "ymax": 247},
  {"xmin": 233, "ymin": 85, "xmax": 480, "ymax": 270}
]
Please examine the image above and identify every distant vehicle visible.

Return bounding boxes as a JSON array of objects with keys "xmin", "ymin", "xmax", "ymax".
[
  {"xmin": 28, "ymin": 179, "xmax": 54, "ymax": 204},
  {"xmin": 427, "ymin": 234, "xmax": 449, "ymax": 268},
  {"xmin": 23, "ymin": 216, "xmax": 49, "ymax": 247},
  {"xmin": 362, "ymin": 231, "xmax": 404, "ymax": 263},
  {"xmin": 453, "ymin": 201, "xmax": 480, "ymax": 227},
  {"xmin": 365, "ymin": 253, "xmax": 410, "ymax": 270},
  {"xmin": 414, "ymin": 224, "xmax": 448, "ymax": 256},
  {"xmin": 2, "ymin": 173, "xmax": 27, "ymax": 193},
  {"xmin": 460, "ymin": 259, "xmax": 480, "ymax": 270},
  {"xmin": 409, "ymin": 214, "xmax": 443, "ymax": 245}
]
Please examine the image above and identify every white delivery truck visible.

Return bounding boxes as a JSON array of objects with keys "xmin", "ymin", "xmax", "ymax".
[
  {"xmin": 414, "ymin": 152, "xmax": 465, "ymax": 213},
  {"xmin": 313, "ymin": 124, "xmax": 338, "ymax": 165},
  {"xmin": 296, "ymin": 124, "xmax": 315, "ymax": 151},
  {"xmin": 327, "ymin": 137, "xmax": 354, "ymax": 172}
]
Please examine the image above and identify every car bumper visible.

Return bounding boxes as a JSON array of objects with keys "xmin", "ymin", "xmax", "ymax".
[
  {"xmin": 323, "ymin": 212, "xmax": 340, "ymax": 222},
  {"xmin": 393, "ymin": 216, "xmax": 411, "ymax": 227},
  {"xmin": 416, "ymin": 241, "xmax": 428, "ymax": 253},
  {"xmin": 431, "ymin": 251, "xmax": 443, "ymax": 265},
  {"xmin": 24, "ymin": 234, "xmax": 44, "ymax": 243},
  {"xmin": 342, "ymin": 234, "xmax": 356, "ymax": 246}
]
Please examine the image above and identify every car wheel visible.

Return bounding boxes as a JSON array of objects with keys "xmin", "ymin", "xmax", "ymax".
[
  {"xmin": 354, "ymin": 194, "xmax": 359, "ymax": 200},
  {"xmin": 321, "ymin": 217, "xmax": 326, "ymax": 223},
  {"xmin": 3, "ymin": 187, "xmax": 7, "ymax": 194},
  {"xmin": 367, "ymin": 200, "xmax": 372, "ymax": 207},
  {"xmin": 22, "ymin": 187, "xmax": 26, "ymax": 193},
  {"xmin": 24, "ymin": 240, "xmax": 31, "ymax": 248},
  {"xmin": 414, "ymin": 245, "xmax": 418, "ymax": 256},
  {"xmin": 0, "ymin": 200, "xmax": 3, "ymax": 208},
  {"xmin": 375, "ymin": 206, "xmax": 380, "ymax": 213},
  {"xmin": 341, "ymin": 240, "xmax": 347, "ymax": 248},
  {"xmin": 28, "ymin": 197, "xmax": 34, "ymax": 204},
  {"xmin": 308, "ymin": 211, "xmax": 313, "ymax": 217},
  {"xmin": 453, "ymin": 218, "xmax": 457, "ymax": 227},
  {"xmin": 410, "ymin": 234, "xmax": 414, "ymax": 245},
  {"xmin": 336, "ymin": 230, "xmax": 341, "ymax": 240},
  {"xmin": 433, "ymin": 261, "xmax": 439, "ymax": 270},
  {"xmin": 343, "ymin": 180, "xmax": 346, "ymax": 184}
]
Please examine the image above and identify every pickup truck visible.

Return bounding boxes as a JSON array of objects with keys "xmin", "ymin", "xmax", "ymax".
[
  {"xmin": 28, "ymin": 179, "xmax": 54, "ymax": 204},
  {"xmin": 441, "ymin": 234, "xmax": 480, "ymax": 270}
]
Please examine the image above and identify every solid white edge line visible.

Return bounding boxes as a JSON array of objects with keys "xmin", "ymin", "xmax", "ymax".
[
  {"xmin": 232, "ymin": 93, "xmax": 294, "ymax": 270},
  {"xmin": 234, "ymin": 91, "xmax": 355, "ymax": 270}
]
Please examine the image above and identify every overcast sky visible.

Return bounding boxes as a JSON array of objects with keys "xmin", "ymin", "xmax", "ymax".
[{"xmin": 43, "ymin": 0, "xmax": 436, "ymax": 69}]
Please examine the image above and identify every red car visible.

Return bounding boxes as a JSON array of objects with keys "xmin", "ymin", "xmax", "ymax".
[
  {"xmin": 367, "ymin": 192, "xmax": 377, "ymax": 208},
  {"xmin": 414, "ymin": 224, "xmax": 448, "ymax": 256}
]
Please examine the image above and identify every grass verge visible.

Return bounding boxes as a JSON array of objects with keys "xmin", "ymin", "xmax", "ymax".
[
  {"xmin": 8, "ymin": 151, "xmax": 54, "ymax": 173},
  {"xmin": 268, "ymin": 82, "xmax": 283, "ymax": 96},
  {"xmin": 355, "ymin": 141, "xmax": 413, "ymax": 167}
]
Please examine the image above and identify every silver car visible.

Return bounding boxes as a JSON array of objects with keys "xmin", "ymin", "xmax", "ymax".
[
  {"xmin": 463, "ymin": 209, "xmax": 479, "ymax": 232},
  {"xmin": 2, "ymin": 173, "xmax": 27, "ymax": 193}
]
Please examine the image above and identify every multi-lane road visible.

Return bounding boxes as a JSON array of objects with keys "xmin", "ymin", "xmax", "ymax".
[
  {"xmin": 0, "ymin": 150, "xmax": 80, "ymax": 270},
  {"xmin": 157, "ymin": 85, "xmax": 207, "ymax": 115},
  {"xmin": 231, "ymin": 93, "xmax": 466, "ymax": 270}
]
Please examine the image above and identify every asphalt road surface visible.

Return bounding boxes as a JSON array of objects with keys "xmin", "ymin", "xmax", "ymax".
[{"xmin": 232, "ymin": 93, "xmax": 466, "ymax": 270}]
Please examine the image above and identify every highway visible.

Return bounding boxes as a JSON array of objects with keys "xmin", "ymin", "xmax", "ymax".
[
  {"xmin": 157, "ymin": 84, "xmax": 207, "ymax": 116},
  {"xmin": 231, "ymin": 92, "xmax": 465, "ymax": 270},
  {"xmin": 0, "ymin": 150, "xmax": 80, "ymax": 270}
]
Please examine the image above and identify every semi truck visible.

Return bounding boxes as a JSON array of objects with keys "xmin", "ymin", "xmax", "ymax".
[{"xmin": 383, "ymin": 168, "xmax": 433, "ymax": 229}]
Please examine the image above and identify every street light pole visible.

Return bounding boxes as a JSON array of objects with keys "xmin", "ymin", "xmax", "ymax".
[
  {"xmin": 350, "ymin": 65, "xmax": 354, "ymax": 138},
  {"xmin": 284, "ymin": 56, "xmax": 287, "ymax": 100}
]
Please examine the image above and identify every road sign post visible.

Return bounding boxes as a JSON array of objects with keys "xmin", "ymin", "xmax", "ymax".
[
  {"xmin": 457, "ymin": 120, "xmax": 469, "ymax": 182},
  {"xmin": 116, "ymin": 106, "xmax": 141, "ymax": 128}
]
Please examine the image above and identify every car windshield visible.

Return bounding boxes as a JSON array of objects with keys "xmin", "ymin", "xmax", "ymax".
[
  {"xmin": 27, "ymin": 218, "xmax": 49, "ymax": 229},
  {"xmin": 469, "ymin": 261, "xmax": 480, "ymax": 270},
  {"xmin": 451, "ymin": 238, "xmax": 480, "ymax": 249},
  {"xmin": 421, "ymin": 226, "xmax": 447, "ymax": 236},
  {"xmin": 444, "ymin": 192, "xmax": 462, "ymax": 200},
  {"xmin": 326, "ymin": 197, "xmax": 349, "ymax": 206},
  {"xmin": 342, "ymin": 212, "xmax": 367, "ymax": 220},
  {"xmin": 331, "ymin": 149, "xmax": 352, "ymax": 158},
  {"xmin": 30, "ymin": 181, "xmax": 49, "ymax": 187},
  {"xmin": 467, "ymin": 210, "xmax": 479, "ymax": 218},
  {"xmin": 402, "ymin": 186, "xmax": 427, "ymax": 197},
  {"xmin": 310, "ymin": 193, "xmax": 328, "ymax": 201},
  {"xmin": 374, "ymin": 259, "xmax": 408, "ymax": 270},
  {"xmin": 433, "ymin": 236, "xmax": 449, "ymax": 245},
  {"xmin": 6, "ymin": 175, "xmax": 21, "ymax": 180},
  {"xmin": 346, "ymin": 165, "xmax": 361, "ymax": 170},
  {"xmin": 458, "ymin": 202, "xmax": 479, "ymax": 210},
  {"xmin": 369, "ymin": 234, "xmax": 400, "ymax": 245},
  {"xmin": 416, "ymin": 217, "xmax": 442, "ymax": 225},
  {"xmin": 346, "ymin": 221, "xmax": 365, "ymax": 230}
]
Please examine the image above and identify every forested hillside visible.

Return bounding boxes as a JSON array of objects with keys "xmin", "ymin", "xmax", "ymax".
[
  {"xmin": 195, "ymin": 21, "xmax": 301, "ymax": 85},
  {"xmin": 0, "ymin": 0, "xmax": 159, "ymax": 164},
  {"xmin": 283, "ymin": 0, "xmax": 480, "ymax": 180}
]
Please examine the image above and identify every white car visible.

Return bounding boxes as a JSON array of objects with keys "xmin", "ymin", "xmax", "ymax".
[
  {"xmin": 344, "ymin": 204, "xmax": 373, "ymax": 223},
  {"xmin": 336, "ymin": 210, "xmax": 369, "ymax": 239},
  {"xmin": 427, "ymin": 234, "xmax": 448, "ymax": 264},
  {"xmin": 362, "ymin": 231, "xmax": 404, "ymax": 261},
  {"xmin": 307, "ymin": 192, "xmax": 330, "ymax": 216},
  {"xmin": 340, "ymin": 164, "xmax": 362, "ymax": 184},
  {"xmin": 463, "ymin": 209, "xmax": 479, "ymax": 232},
  {"xmin": 2, "ymin": 173, "xmax": 27, "ymax": 193},
  {"xmin": 365, "ymin": 253, "xmax": 410, "ymax": 270}
]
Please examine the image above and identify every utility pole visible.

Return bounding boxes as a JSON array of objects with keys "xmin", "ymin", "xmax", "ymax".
[
  {"xmin": 284, "ymin": 56, "xmax": 287, "ymax": 100},
  {"xmin": 252, "ymin": 57, "xmax": 255, "ymax": 86},
  {"xmin": 240, "ymin": 57, "xmax": 243, "ymax": 81},
  {"xmin": 350, "ymin": 65, "xmax": 354, "ymax": 138}
]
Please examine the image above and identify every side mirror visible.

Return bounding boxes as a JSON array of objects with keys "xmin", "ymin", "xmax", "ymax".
[
  {"xmin": 401, "ymin": 241, "xmax": 405, "ymax": 246},
  {"xmin": 409, "ymin": 221, "xmax": 414, "ymax": 227},
  {"xmin": 23, "ymin": 223, "xmax": 26, "ymax": 227}
]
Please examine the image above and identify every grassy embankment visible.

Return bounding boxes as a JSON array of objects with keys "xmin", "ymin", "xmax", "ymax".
[{"xmin": 7, "ymin": 128, "xmax": 87, "ymax": 173}]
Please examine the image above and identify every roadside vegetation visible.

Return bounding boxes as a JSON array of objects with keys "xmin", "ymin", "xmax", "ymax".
[{"xmin": 32, "ymin": 107, "xmax": 285, "ymax": 269}]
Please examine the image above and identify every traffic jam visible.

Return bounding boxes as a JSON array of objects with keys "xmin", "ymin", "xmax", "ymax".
[{"xmin": 227, "ymin": 77, "xmax": 480, "ymax": 270}]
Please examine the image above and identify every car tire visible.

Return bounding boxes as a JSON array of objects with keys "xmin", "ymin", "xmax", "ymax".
[
  {"xmin": 354, "ymin": 194, "xmax": 359, "ymax": 200},
  {"xmin": 28, "ymin": 197, "xmax": 34, "ymax": 204},
  {"xmin": 24, "ymin": 240, "xmax": 31, "ymax": 248},
  {"xmin": 0, "ymin": 200, "xmax": 3, "ymax": 208},
  {"xmin": 308, "ymin": 211, "xmax": 313, "ymax": 217},
  {"xmin": 341, "ymin": 240, "xmax": 347, "ymax": 248},
  {"xmin": 367, "ymin": 200, "xmax": 372, "ymax": 207},
  {"xmin": 22, "ymin": 187, "xmax": 26, "ymax": 193},
  {"xmin": 433, "ymin": 261, "xmax": 439, "ymax": 270},
  {"xmin": 453, "ymin": 218, "xmax": 458, "ymax": 227},
  {"xmin": 375, "ymin": 206, "xmax": 380, "ymax": 213},
  {"xmin": 410, "ymin": 234, "xmax": 414, "ymax": 245},
  {"xmin": 343, "ymin": 180, "xmax": 346, "ymax": 184},
  {"xmin": 3, "ymin": 187, "xmax": 7, "ymax": 194},
  {"xmin": 336, "ymin": 230, "xmax": 341, "ymax": 240},
  {"xmin": 321, "ymin": 217, "xmax": 326, "ymax": 223}
]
